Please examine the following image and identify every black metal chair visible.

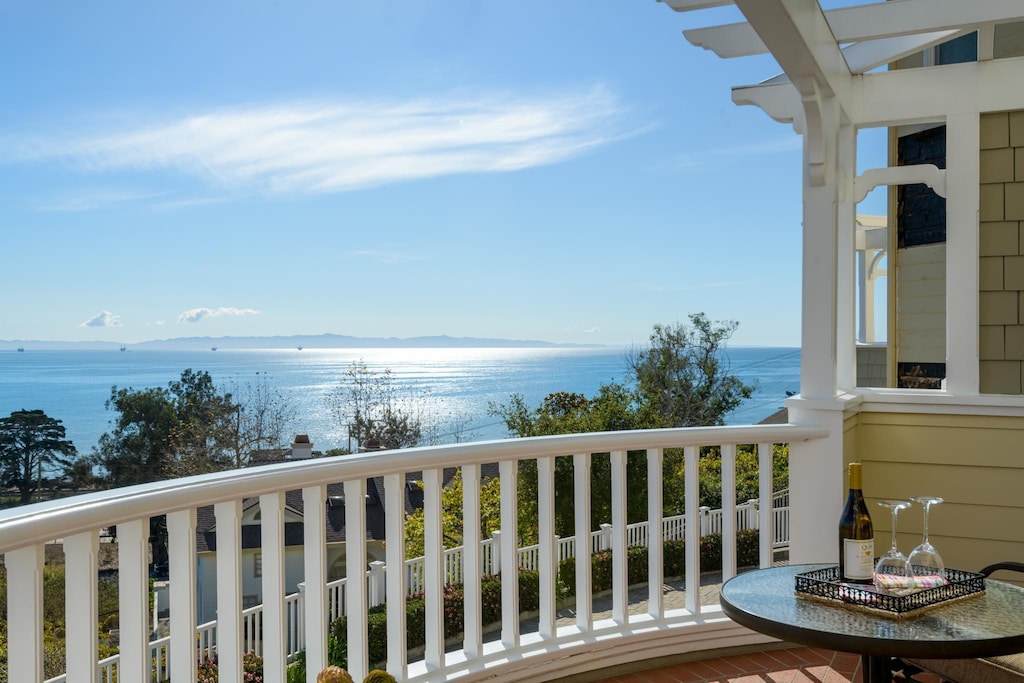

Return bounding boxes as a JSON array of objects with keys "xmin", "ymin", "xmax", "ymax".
[{"xmin": 901, "ymin": 562, "xmax": 1024, "ymax": 683}]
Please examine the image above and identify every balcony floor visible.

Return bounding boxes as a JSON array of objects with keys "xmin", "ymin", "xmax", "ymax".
[{"xmin": 590, "ymin": 646, "xmax": 944, "ymax": 682}]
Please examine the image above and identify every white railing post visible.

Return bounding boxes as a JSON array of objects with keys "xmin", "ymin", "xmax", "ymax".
[
  {"xmin": 344, "ymin": 478, "xmax": 369, "ymax": 681},
  {"xmin": 214, "ymin": 501, "xmax": 243, "ymax": 683},
  {"xmin": 610, "ymin": 451, "xmax": 628, "ymax": 625},
  {"xmin": 686, "ymin": 447, "xmax": 702, "ymax": 614},
  {"xmin": 7, "ymin": 544, "xmax": 44, "ymax": 682},
  {"xmin": 573, "ymin": 452, "xmax": 593, "ymax": 631},
  {"xmin": 599, "ymin": 523, "xmax": 612, "ymax": 551},
  {"xmin": 647, "ymin": 448, "xmax": 664, "ymax": 619},
  {"xmin": 499, "ymin": 459, "xmax": 520, "ymax": 648},
  {"xmin": 259, "ymin": 493, "xmax": 287, "ymax": 683},
  {"xmin": 65, "ymin": 531, "xmax": 99, "ymax": 683},
  {"xmin": 537, "ymin": 455, "xmax": 557, "ymax": 639},
  {"xmin": 118, "ymin": 519, "xmax": 151, "ymax": 683},
  {"xmin": 758, "ymin": 443, "xmax": 775, "ymax": 568},
  {"xmin": 383, "ymin": 474, "xmax": 408, "ymax": 680},
  {"xmin": 302, "ymin": 485, "xmax": 328, "ymax": 679},
  {"xmin": 423, "ymin": 468, "xmax": 445, "ymax": 670},
  {"xmin": 368, "ymin": 561, "xmax": 386, "ymax": 607},
  {"xmin": 699, "ymin": 506, "xmax": 711, "ymax": 536},
  {"xmin": 462, "ymin": 463, "xmax": 483, "ymax": 659},
  {"xmin": 490, "ymin": 530, "xmax": 502, "ymax": 575}
]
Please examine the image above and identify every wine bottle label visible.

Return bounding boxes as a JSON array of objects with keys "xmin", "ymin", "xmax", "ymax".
[{"xmin": 843, "ymin": 538, "xmax": 874, "ymax": 580}]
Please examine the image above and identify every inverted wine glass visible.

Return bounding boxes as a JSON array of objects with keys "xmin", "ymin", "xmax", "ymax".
[
  {"xmin": 908, "ymin": 496, "xmax": 946, "ymax": 587},
  {"xmin": 874, "ymin": 500, "xmax": 915, "ymax": 595}
]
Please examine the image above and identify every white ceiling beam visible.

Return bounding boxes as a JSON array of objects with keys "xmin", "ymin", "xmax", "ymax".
[
  {"xmin": 660, "ymin": 0, "xmax": 732, "ymax": 12},
  {"xmin": 733, "ymin": 0, "xmax": 851, "ymax": 104},
  {"xmin": 842, "ymin": 30, "xmax": 966, "ymax": 74},
  {"xmin": 732, "ymin": 54, "xmax": 1024, "ymax": 128},
  {"xmin": 685, "ymin": 0, "xmax": 1024, "ymax": 59}
]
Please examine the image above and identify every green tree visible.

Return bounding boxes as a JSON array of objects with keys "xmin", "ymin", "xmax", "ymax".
[
  {"xmin": 489, "ymin": 315, "xmax": 758, "ymax": 535},
  {"xmin": 0, "ymin": 410, "xmax": 77, "ymax": 504},
  {"xmin": 628, "ymin": 314, "xmax": 755, "ymax": 428},
  {"xmin": 403, "ymin": 472, "xmax": 503, "ymax": 560},
  {"xmin": 95, "ymin": 369, "xmax": 237, "ymax": 487}
]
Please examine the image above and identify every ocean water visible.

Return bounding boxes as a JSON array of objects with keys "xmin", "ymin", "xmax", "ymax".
[{"xmin": 0, "ymin": 346, "xmax": 800, "ymax": 454}]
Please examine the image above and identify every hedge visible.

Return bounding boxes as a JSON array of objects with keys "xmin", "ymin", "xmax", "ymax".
[{"xmin": 558, "ymin": 529, "xmax": 761, "ymax": 596}]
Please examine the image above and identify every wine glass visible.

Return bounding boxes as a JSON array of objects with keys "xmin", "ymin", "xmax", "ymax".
[
  {"xmin": 908, "ymin": 496, "xmax": 946, "ymax": 588},
  {"xmin": 874, "ymin": 500, "xmax": 915, "ymax": 595}
]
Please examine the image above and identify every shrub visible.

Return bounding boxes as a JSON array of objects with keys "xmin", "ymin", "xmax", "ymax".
[
  {"xmin": 195, "ymin": 650, "xmax": 264, "ymax": 682},
  {"xmin": 558, "ymin": 530, "xmax": 761, "ymax": 596}
]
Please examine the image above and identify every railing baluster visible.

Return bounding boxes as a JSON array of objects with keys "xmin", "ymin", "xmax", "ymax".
[
  {"xmin": 684, "ymin": 446, "xmax": 700, "ymax": 614},
  {"xmin": 758, "ymin": 443, "xmax": 774, "ymax": 567},
  {"xmin": 462, "ymin": 463, "xmax": 483, "ymax": 658},
  {"xmin": 7, "ymin": 544, "xmax": 44, "ymax": 681},
  {"xmin": 259, "ymin": 492, "xmax": 287, "ymax": 682},
  {"xmin": 573, "ymin": 452, "xmax": 592, "ymax": 630},
  {"xmin": 65, "ymin": 531, "xmax": 99, "ymax": 683},
  {"xmin": 721, "ymin": 444, "xmax": 737, "ymax": 580},
  {"xmin": 648, "ymin": 448, "xmax": 664, "ymax": 619},
  {"xmin": 423, "ymin": 468, "xmax": 445, "ymax": 670},
  {"xmin": 214, "ymin": 500, "xmax": 243, "ymax": 681},
  {"xmin": 610, "ymin": 451, "xmax": 629, "ymax": 625},
  {"xmin": 383, "ymin": 473, "xmax": 408, "ymax": 679},
  {"xmin": 118, "ymin": 519, "xmax": 151, "ymax": 682},
  {"xmin": 499, "ymin": 459, "xmax": 520, "ymax": 647},
  {"xmin": 537, "ymin": 455, "xmax": 557, "ymax": 638},
  {"xmin": 344, "ymin": 478, "xmax": 369, "ymax": 681},
  {"xmin": 168, "ymin": 509, "xmax": 197, "ymax": 683},
  {"xmin": 302, "ymin": 484, "xmax": 328, "ymax": 674}
]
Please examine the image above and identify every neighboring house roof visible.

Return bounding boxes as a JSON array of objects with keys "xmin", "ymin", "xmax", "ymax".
[
  {"xmin": 195, "ymin": 480, "xmax": 386, "ymax": 552},
  {"xmin": 195, "ymin": 459, "xmax": 502, "ymax": 552},
  {"xmin": 758, "ymin": 408, "xmax": 789, "ymax": 425}
]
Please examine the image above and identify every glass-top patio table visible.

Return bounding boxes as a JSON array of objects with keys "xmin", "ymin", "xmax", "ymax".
[{"xmin": 720, "ymin": 564, "xmax": 1024, "ymax": 683}]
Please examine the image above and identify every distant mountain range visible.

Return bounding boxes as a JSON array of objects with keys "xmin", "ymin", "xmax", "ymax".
[{"xmin": 4, "ymin": 333, "xmax": 600, "ymax": 351}]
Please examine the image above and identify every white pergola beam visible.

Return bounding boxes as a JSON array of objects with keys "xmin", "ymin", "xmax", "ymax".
[
  {"xmin": 685, "ymin": 0, "xmax": 1024, "ymax": 59},
  {"xmin": 732, "ymin": 54, "xmax": 1024, "ymax": 128},
  {"xmin": 734, "ymin": 0, "xmax": 852, "ymax": 106},
  {"xmin": 842, "ymin": 30, "xmax": 966, "ymax": 74}
]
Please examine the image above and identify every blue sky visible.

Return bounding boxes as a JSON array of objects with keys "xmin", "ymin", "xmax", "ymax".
[{"xmin": 0, "ymin": 2, "xmax": 878, "ymax": 348}]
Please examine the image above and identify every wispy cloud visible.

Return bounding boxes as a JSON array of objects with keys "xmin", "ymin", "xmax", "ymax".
[
  {"xmin": 34, "ymin": 188, "xmax": 168, "ymax": 212},
  {"xmin": 80, "ymin": 311, "xmax": 122, "ymax": 328},
  {"xmin": 178, "ymin": 307, "xmax": 260, "ymax": 323},
  {"xmin": 4, "ymin": 87, "xmax": 628, "ymax": 195}
]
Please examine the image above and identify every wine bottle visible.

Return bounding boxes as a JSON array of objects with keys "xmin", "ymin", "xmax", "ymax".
[{"xmin": 838, "ymin": 462, "xmax": 874, "ymax": 583}]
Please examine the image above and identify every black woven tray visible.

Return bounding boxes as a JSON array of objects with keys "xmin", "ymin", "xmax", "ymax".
[{"xmin": 795, "ymin": 565, "xmax": 985, "ymax": 618}]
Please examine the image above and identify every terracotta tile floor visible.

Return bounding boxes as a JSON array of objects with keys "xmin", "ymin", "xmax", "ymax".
[{"xmin": 592, "ymin": 646, "xmax": 945, "ymax": 683}]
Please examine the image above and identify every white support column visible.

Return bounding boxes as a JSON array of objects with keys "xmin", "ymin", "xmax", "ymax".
[
  {"xmin": 302, "ymin": 484, "xmax": 328, "ymax": 680},
  {"xmin": 215, "ymin": 500, "xmax": 243, "ymax": 683},
  {"xmin": 573, "ymin": 452, "xmax": 593, "ymax": 630},
  {"xmin": 757, "ymin": 443, "xmax": 774, "ymax": 568},
  {"xmin": 499, "ymin": 459, "xmax": 520, "ymax": 648},
  {"xmin": 423, "ymin": 468, "xmax": 445, "ymax": 669},
  {"xmin": 384, "ymin": 474, "xmax": 409, "ymax": 679},
  {"xmin": 118, "ymin": 518, "xmax": 151, "ymax": 683},
  {"xmin": 7, "ymin": 544, "xmax": 44, "ymax": 682},
  {"xmin": 684, "ymin": 446, "xmax": 701, "ymax": 614},
  {"xmin": 345, "ymin": 478, "xmax": 369, "ymax": 681},
  {"xmin": 65, "ymin": 531, "xmax": 99, "ymax": 683},
  {"xmin": 610, "ymin": 450, "xmax": 628, "ymax": 625},
  {"xmin": 460, "ymin": 464, "xmax": 482, "ymax": 659},
  {"xmin": 168, "ymin": 509, "xmax": 198, "ymax": 683},
  {"xmin": 837, "ymin": 122, "xmax": 858, "ymax": 393},
  {"xmin": 721, "ymin": 444, "xmax": 737, "ymax": 580},
  {"xmin": 537, "ymin": 455, "xmax": 557, "ymax": 638},
  {"xmin": 259, "ymin": 493, "xmax": 287, "ymax": 683},
  {"xmin": 945, "ymin": 111, "xmax": 981, "ymax": 394},
  {"xmin": 647, "ymin": 448, "xmax": 664, "ymax": 619},
  {"xmin": 786, "ymin": 401, "xmax": 844, "ymax": 563},
  {"xmin": 801, "ymin": 97, "xmax": 842, "ymax": 400}
]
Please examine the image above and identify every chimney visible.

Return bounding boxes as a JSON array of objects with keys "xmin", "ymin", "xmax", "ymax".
[{"xmin": 290, "ymin": 434, "xmax": 313, "ymax": 459}]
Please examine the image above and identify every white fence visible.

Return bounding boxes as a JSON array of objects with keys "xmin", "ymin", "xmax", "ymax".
[
  {"xmin": 49, "ymin": 490, "xmax": 790, "ymax": 682},
  {"xmin": 8, "ymin": 425, "xmax": 826, "ymax": 683}
]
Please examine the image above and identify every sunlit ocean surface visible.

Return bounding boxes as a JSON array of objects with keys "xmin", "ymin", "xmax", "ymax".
[{"xmin": 0, "ymin": 346, "xmax": 800, "ymax": 453}]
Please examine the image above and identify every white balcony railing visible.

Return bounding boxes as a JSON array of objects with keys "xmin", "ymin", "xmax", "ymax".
[{"xmin": 2, "ymin": 424, "xmax": 827, "ymax": 683}]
